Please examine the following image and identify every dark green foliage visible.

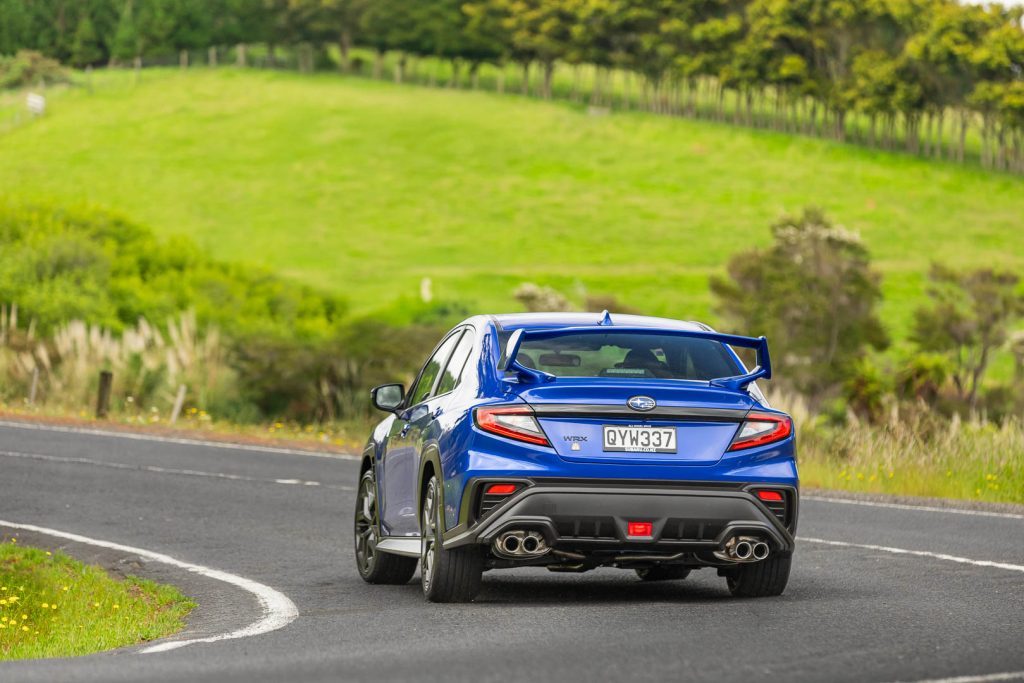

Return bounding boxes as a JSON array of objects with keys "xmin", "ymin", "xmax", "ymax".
[
  {"xmin": 0, "ymin": 200, "xmax": 346, "ymax": 338},
  {"xmin": 71, "ymin": 14, "xmax": 104, "ymax": 67},
  {"xmin": 912, "ymin": 264, "xmax": 1024, "ymax": 410},
  {"xmin": 711, "ymin": 207, "xmax": 888, "ymax": 405}
]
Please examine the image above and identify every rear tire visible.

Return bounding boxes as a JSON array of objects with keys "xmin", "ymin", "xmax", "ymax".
[
  {"xmin": 354, "ymin": 469, "xmax": 417, "ymax": 584},
  {"xmin": 420, "ymin": 476, "xmax": 483, "ymax": 603},
  {"xmin": 725, "ymin": 555, "xmax": 791, "ymax": 597},
  {"xmin": 635, "ymin": 566, "xmax": 691, "ymax": 582}
]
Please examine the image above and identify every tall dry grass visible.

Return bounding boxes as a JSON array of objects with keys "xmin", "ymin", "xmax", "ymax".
[
  {"xmin": 1, "ymin": 305, "xmax": 235, "ymax": 419},
  {"xmin": 771, "ymin": 391, "xmax": 1024, "ymax": 504}
]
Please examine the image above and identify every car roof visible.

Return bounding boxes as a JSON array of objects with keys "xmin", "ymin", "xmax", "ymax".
[{"xmin": 486, "ymin": 312, "xmax": 711, "ymax": 333}]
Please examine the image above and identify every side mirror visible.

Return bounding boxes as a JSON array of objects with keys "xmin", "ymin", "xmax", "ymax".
[{"xmin": 371, "ymin": 384, "xmax": 405, "ymax": 413}]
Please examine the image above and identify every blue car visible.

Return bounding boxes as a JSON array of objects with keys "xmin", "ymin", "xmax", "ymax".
[{"xmin": 354, "ymin": 312, "xmax": 797, "ymax": 602}]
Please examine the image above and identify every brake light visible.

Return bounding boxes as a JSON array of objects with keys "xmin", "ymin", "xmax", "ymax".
[
  {"xmin": 474, "ymin": 406, "xmax": 550, "ymax": 447},
  {"xmin": 485, "ymin": 483, "xmax": 518, "ymax": 495},
  {"xmin": 755, "ymin": 489, "xmax": 784, "ymax": 502},
  {"xmin": 728, "ymin": 412, "xmax": 792, "ymax": 451},
  {"xmin": 627, "ymin": 521, "xmax": 653, "ymax": 538}
]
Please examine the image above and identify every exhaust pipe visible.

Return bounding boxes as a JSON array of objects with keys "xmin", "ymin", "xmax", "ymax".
[
  {"xmin": 493, "ymin": 530, "xmax": 550, "ymax": 559},
  {"xmin": 713, "ymin": 536, "xmax": 770, "ymax": 563},
  {"xmin": 502, "ymin": 535, "xmax": 520, "ymax": 554}
]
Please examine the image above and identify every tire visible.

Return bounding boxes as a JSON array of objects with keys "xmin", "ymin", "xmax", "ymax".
[
  {"xmin": 635, "ymin": 565, "xmax": 691, "ymax": 582},
  {"xmin": 725, "ymin": 555, "xmax": 792, "ymax": 597},
  {"xmin": 420, "ymin": 475, "xmax": 483, "ymax": 603},
  {"xmin": 354, "ymin": 469, "xmax": 417, "ymax": 584}
]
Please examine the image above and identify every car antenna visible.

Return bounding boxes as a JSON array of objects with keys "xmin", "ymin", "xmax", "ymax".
[{"xmin": 597, "ymin": 310, "xmax": 613, "ymax": 326}]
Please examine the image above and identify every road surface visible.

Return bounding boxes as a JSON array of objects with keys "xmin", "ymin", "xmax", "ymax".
[{"xmin": 0, "ymin": 420, "xmax": 1022, "ymax": 682}]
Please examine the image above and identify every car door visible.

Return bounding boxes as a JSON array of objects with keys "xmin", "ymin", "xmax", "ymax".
[{"xmin": 379, "ymin": 329, "xmax": 464, "ymax": 536}]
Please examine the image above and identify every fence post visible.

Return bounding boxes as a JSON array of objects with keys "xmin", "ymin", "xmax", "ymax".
[
  {"xmin": 237, "ymin": 43, "xmax": 247, "ymax": 67},
  {"xmin": 170, "ymin": 384, "xmax": 187, "ymax": 424},
  {"xmin": 209, "ymin": 46, "xmax": 217, "ymax": 68},
  {"xmin": 180, "ymin": 49, "xmax": 188, "ymax": 69},
  {"xmin": 96, "ymin": 371, "xmax": 113, "ymax": 418},
  {"xmin": 28, "ymin": 368, "xmax": 39, "ymax": 405}
]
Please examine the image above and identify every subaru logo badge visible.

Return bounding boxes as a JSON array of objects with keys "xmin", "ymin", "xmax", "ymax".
[{"xmin": 627, "ymin": 396, "xmax": 656, "ymax": 412}]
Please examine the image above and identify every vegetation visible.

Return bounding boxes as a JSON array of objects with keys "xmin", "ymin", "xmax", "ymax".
[
  {"xmin": 2, "ymin": 0, "xmax": 1023, "ymax": 171},
  {"xmin": 0, "ymin": 539, "xmax": 194, "ymax": 660},
  {"xmin": 0, "ymin": 201, "xmax": 445, "ymax": 424},
  {"xmin": 0, "ymin": 50, "xmax": 67, "ymax": 90},
  {"xmin": 1, "ymin": 69, "xmax": 1022, "ymax": 337}
]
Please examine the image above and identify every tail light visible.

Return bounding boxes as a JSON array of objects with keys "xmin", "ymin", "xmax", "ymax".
[
  {"xmin": 728, "ymin": 412, "xmax": 792, "ymax": 451},
  {"xmin": 474, "ymin": 406, "xmax": 550, "ymax": 447},
  {"xmin": 477, "ymin": 482, "xmax": 523, "ymax": 518}
]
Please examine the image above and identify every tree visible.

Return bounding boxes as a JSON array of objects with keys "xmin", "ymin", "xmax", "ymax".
[
  {"xmin": 71, "ymin": 14, "xmax": 104, "ymax": 67},
  {"xmin": 911, "ymin": 264, "xmax": 1024, "ymax": 411},
  {"xmin": 111, "ymin": 0, "xmax": 141, "ymax": 63},
  {"xmin": 710, "ymin": 208, "xmax": 888, "ymax": 404},
  {"xmin": 493, "ymin": 0, "xmax": 575, "ymax": 98}
]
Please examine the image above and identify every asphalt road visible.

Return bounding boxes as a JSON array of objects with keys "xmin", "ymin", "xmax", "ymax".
[{"xmin": 1, "ymin": 420, "xmax": 1022, "ymax": 683}]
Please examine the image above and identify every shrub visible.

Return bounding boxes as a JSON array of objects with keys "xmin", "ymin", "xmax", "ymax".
[
  {"xmin": 0, "ymin": 51, "xmax": 69, "ymax": 90},
  {"xmin": 711, "ymin": 207, "xmax": 888, "ymax": 406}
]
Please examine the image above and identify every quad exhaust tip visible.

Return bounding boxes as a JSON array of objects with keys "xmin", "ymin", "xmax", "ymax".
[
  {"xmin": 494, "ymin": 530, "xmax": 549, "ymax": 559},
  {"xmin": 714, "ymin": 536, "xmax": 771, "ymax": 563}
]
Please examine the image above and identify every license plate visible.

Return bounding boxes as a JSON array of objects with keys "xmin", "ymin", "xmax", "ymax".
[{"xmin": 603, "ymin": 425, "xmax": 677, "ymax": 453}]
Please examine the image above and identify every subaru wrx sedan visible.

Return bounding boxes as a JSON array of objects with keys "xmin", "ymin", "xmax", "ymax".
[{"xmin": 354, "ymin": 313, "xmax": 797, "ymax": 602}]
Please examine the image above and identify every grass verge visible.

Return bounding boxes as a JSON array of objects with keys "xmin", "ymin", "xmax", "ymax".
[{"xmin": 0, "ymin": 541, "xmax": 194, "ymax": 660}]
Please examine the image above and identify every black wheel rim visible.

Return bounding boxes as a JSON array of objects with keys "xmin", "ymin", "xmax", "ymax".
[
  {"xmin": 354, "ymin": 475, "xmax": 377, "ymax": 574},
  {"xmin": 421, "ymin": 480, "xmax": 438, "ymax": 593}
]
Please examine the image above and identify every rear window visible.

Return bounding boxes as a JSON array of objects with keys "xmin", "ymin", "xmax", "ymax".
[{"xmin": 515, "ymin": 333, "xmax": 739, "ymax": 381}]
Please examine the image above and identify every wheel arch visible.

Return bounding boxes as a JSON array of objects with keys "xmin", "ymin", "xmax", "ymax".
[{"xmin": 417, "ymin": 444, "xmax": 444, "ymax": 531}]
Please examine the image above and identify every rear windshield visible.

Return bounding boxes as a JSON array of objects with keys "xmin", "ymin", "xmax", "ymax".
[{"xmin": 515, "ymin": 333, "xmax": 740, "ymax": 381}]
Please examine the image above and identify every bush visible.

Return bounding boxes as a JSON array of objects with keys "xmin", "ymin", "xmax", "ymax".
[
  {"xmin": 710, "ymin": 208, "xmax": 888, "ymax": 406},
  {"xmin": 0, "ymin": 51, "xmax": 68, "ymax": 90},
  {"xmin": 0, "ymin": 200, "xmax": 346, "ymax": 339}
]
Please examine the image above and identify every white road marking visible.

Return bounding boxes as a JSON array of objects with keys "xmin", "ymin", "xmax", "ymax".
[
  {"xmin": 894, "ymin": 671, "xmax": 1024, "ymax": 683},
  {"xmin": 0, "ymin": 519, "xmax": 299, "ymax": 653},
  {"xmin": 0, "ymin": 449, "xmax": 352, "ymax": 491},
  {"xmin": 805, "ymin": 495, "xmax": 1024, "ymax": 521},
  {"xmin": 0, "ymin": 419, "xmax": 358, "ymax": 460},
  {"xmin": 801, "ymin": 537, "xmax": 1024, "ymax": 573}
]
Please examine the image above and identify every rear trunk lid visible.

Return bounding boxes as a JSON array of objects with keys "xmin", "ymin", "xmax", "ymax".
[{"xmin": 511, "ymin": 380, "xmax": 753, "ymax": 466}]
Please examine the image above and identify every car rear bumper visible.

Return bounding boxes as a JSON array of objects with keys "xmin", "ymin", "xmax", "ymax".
[{"xmin": 443, "ymin": 479, "xmax": 798, "ymax": 556}]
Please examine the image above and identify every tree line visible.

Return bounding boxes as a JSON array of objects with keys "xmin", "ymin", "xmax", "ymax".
[{"xmin": 2, "ymin": 0, "xmax": 1023, "ymax": 170}]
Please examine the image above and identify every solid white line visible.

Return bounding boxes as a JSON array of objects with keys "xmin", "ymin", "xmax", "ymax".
[
  {"xmin": 0, "ymin": 419, "xmax": 358, "ymax": 460},
  {"xmin": 893, "ymin": 671, "xmax": 1024, "ymax": 683},
  {"xmin": 0, "ymin": 519, "xmax": 299, "ymax": 653},
  {"xmin": 0, "ymin": 449, "xmax": 353, "ymax": 491},
  {"xmin": 801, "ymin": 537, "xmax": 1024, "ymax": 573},
  {"xmin": 805, "ymin": 495, "xmax": 1024, "ymax": 521}
]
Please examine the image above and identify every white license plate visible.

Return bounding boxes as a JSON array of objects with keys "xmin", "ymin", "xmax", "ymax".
[{"xmin": 602, "ymin": 425, "xmax": 677, "ymax": 453}]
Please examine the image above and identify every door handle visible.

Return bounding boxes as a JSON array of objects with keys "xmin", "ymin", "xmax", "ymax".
[{"xmin": 399, "ymin": 423, "xmax": 411, "ymax": 438}]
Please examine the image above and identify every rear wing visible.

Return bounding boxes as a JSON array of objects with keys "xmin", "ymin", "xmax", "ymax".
[{"xmin": 502, "ymin": 326, "xmax": 771, "ymax": 392}]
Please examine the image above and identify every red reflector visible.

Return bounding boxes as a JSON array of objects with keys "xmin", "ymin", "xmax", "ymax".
[
  {"xmin": 485, "ymin": 483, "xmax": 517, "ymax": 496},
  {"xmin": 627, "ymin": 521, "xmax": 653, "ymax": 537},
  {"xmin": 756, "ymin": 490, "xmax": 784, "ymax": 502}
]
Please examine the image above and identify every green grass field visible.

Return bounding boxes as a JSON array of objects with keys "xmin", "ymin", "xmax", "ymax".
[
  {"xmin": 0, "ymin": 540, "xmax": 193, "ymax": 660},
  {"xmin": 1, "ymin": 68, "xmax": 1022, "ymax": 339}
]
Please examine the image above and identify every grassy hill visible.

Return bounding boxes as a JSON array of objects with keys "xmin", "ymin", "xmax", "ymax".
[{"xmin": 1, "ymin": 68, "xmax": 1022, "ymax": 337}]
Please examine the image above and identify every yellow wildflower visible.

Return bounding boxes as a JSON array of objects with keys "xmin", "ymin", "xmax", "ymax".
[
  {"xmin": 51, "ymin": 604, "xmax": 57, "ymax": 610},
  {"xmin": 93, "ymin": 602, "xmax": 100, "ymax": 608},
  {"xmin": 112, "ymin": 604, "xmax": 120, "ymax": 610},
  {"xmin": 41, "ymin": 603, "xmax": 48, "ymax": 609},
  {"xmin": 21, "ymin": 625, "xmax": 28, "ymax": 632},
  {"xmin": 21, "ymin": 614, "xmax": 27, "ymax": 620}
]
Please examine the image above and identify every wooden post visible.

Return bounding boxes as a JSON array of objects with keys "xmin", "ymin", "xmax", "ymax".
[
  {"xmin": 96, "ymin": 371, "xmax": 113, "ymax": 418},
  {"xmin": 180, "ymin": 49, "xmax": 188, "ymax": 69},
  {"xmin": 28, "ymin": 368, "xmax": 39, "ymax": 405},
  {"xmin": 237, "ymin": 43, "xmax": 247, "ymax": 67},
  {"xmin": 169, "ymin": 384, "xmax": 187, "ymax": 424},
  {"xmin": 208, "ymin": 46, "xmax": 217, "ymax": 67},
  {"xmin": 133, "ymin": 55, "xmax": 141, "ymax": 84}
]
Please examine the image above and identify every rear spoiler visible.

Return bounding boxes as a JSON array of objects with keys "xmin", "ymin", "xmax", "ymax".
[{"xmin": 502, "ymin": 326, "xmax": 771, "ymax": 391}]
